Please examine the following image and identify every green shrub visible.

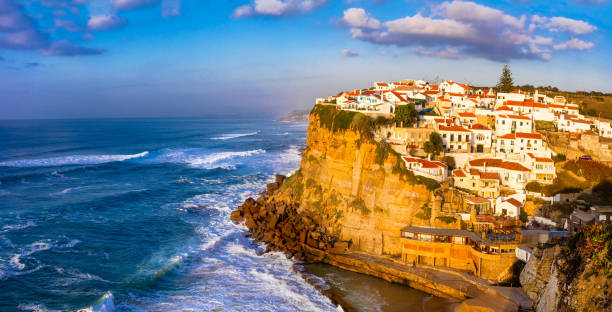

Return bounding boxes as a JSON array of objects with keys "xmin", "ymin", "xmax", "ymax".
[
  {"xmin": 436, "ymin": 216, "xmax": 457, "ymax": 224},
  {"xmin": 350, "ymin": 197, "xmax": 370, "ymax": 215},
  {"xmin": 552, "ymin": 153, "xmax": 566, "ymax": 162}
]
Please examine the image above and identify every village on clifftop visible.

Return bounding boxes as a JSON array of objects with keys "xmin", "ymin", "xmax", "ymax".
[{"xmin": 315, "ymin": 77, "xmax": 612, "ymax": 280}]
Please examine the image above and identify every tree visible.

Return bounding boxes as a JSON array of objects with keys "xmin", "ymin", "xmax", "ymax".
[
  {"xmin": 423, "ymin": 132, "xmax": 444, "ymax": 157},
  {"xmin": 496, "ymin": 63, "xmax": 514, "ymax": 93},
  {"xmin": 393, "ymin": 104, "xmax": 418, "ymax": 127}
]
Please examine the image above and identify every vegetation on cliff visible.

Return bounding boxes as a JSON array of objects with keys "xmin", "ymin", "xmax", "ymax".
[
  {"xmin": 311, "ymin": 104, "xmax": 439, "ymax": 191},
  {"xmin": 526, "ymin": 159, "xmax": 612, "ymax": 196}
]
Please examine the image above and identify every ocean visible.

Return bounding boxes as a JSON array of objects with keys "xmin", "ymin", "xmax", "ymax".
[{"xmin": 0, "ymin": 117, "xmax": 343, "ymax": 311}]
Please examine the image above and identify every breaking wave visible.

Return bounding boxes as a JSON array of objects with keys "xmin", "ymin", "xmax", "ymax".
[
  {"xmin": 210, "ymin": 131, "xmax": 259, "ymax": 140},
  {"xmin": 0, "ymin": 152, "xmax": 149, "ymax": 168}
]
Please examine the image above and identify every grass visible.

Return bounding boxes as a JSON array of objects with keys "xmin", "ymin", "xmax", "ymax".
[
  {"xmin": 350, "ymin": 197, "xmax": 370, "ymax": 216},
  {"xmin": 436, "ymin": 216, "xmax": 457, "ymax": 224},
  {"xmin": 311, "ymin": 104, "xmax": 373, "ymax": 136},
  {"xmin": 536, "ymin": 120, "xmax": 556, "ymax": 131}
]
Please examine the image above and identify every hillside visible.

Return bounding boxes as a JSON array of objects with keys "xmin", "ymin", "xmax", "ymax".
[{"xmin": 520, "ymin": 222, "xmax": 612, "ymax": 312}]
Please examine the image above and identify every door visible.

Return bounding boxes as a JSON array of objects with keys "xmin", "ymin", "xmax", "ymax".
[{"xmin": 477, "ymin": 144, "xmax": 484, "ymax": 153}]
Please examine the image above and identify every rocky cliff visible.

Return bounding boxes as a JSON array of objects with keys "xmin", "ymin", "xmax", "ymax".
[
  {"xmin": 231, "ymin": 105, "xmax": 439, "ymax": 260},
  {"xmin": 520, "ymin": 222, "xmax": 612, "ymax": 312}
]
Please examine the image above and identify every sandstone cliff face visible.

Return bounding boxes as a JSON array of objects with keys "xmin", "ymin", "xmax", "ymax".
[
  {"xmin": 271, "ymin": 111, "xmax": 433, "ymax": 256},
  {"xmin": 520, "ymin": 224, "xmax": 612, "ymax": 312}
]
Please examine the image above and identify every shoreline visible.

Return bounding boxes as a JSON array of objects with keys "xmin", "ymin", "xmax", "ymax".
[{"xmin": 232, "ymin": 176, "xmax": 532, "ymax": 312}]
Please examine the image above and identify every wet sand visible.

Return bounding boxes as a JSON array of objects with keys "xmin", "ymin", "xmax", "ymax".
[{"xmin": 298, "ymin": 263, "xmax": 459, "ymax": 312}]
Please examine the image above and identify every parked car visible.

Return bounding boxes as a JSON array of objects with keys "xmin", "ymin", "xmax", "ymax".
[{"xmin": 579, "ymin": 155, "xmax": 593, "ymax": 161}]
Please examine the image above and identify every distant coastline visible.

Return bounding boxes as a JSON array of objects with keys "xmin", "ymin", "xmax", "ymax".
[{"xmin": 277, "ymin": 109, "xmax": 310, "ymax": 122}]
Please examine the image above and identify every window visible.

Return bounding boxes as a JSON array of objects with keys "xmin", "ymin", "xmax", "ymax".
[
  {"xmin": 419, "ymin": 234, "xmax": 433, "ymax": 242},
  {"xmin": 452, "ymin": 236, "xmax": 465, "ymax": 245},
  {"xmin": 403, "ymin": 232, "xmax": 415, "ymax": 239},
  {"xmin": 450, "ymin": 134, "xmax": 454, "ymax": 141}
]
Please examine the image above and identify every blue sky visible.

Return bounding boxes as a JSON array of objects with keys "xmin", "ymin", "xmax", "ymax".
[{"xmin": 0, "ymin": 0, "xmax": 610, "ymax": 119}]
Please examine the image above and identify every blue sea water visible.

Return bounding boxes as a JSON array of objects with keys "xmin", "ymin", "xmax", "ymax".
[{"xmin": 0, "ymin": 118, "xmax": 340, "ymax": 311}]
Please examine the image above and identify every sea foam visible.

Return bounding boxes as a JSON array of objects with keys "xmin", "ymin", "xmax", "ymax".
[
  {"xmin": 210, "ymin": 131, "xmax": 259, "ymax": 140},
  {"xmin": 0, "ymin": 152, "xmax": 149, "ymax": 168}
]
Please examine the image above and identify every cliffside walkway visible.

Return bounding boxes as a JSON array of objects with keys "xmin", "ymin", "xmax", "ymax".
[{"xmin": 327, "ymin": 251, "xmax": 533, "ymax": 312}]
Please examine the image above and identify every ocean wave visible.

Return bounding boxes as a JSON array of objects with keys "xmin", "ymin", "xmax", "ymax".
[
  {"xmin": 0, "ymin": 152, "xmax": 149, "ymax": 168},
  {"xmin": 151, "ymin": 148, "xmax": 266, "ymax": 170},
  {"xmin": 17, "ymin": 303, "xmax": 60, "ymax": 312},
  {"xmin": 79, "ymin": 291, "xmax": 115, "ymax": 312},
  {"xmin": 210, "ymin": 131, "xmax": 259, "ymax": 140},
  {"xmin": 1, "ymin": 220, "xmax": 37, "ymax": 233}
]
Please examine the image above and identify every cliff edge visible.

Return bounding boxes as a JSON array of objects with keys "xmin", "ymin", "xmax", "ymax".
[{"xmin": 231, "ymin": 105, "xmax": 439, "ymax": 259}]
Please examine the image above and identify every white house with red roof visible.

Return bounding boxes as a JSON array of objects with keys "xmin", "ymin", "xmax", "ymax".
[
  {"xmin": 495, "ymin": 114, "xmax": 533, "ymax": 136},
  {"xmin": 470, "ymin": 123, "xmax": 493, "ymax": 153},
  {"xmin": 496, "ymin": 197, "xmax": 522, "ymax": 219},
  {"xmin": 402, "ymin": 157, "xmax": 448, "ymax": 182},
  {"xmin": 495, "ymin": 132, "xmax": 545, "ymax": 155},
  {"xmin": 525, "ymin": 153, "xmax": 556, "ymax": 184},
  {"xmin": 383, "ymin": 91, "xmax": 408, "ymax": 104},
  {"xmin": 439, "ymin": 81, "xmax": 472, "ymax": 95},
  {"xmin": 555, "ymin": 114, "xmax": 593, "ymax": 133},
  {"xmin": 495, "ymin": 91, "xmax": 526, "ymax": 108},
  {"xmin": 438, "ymin": 125, "xmax": 472, "ymax": 153},
  {"xmin": 468, "ymin": 158, "xmax": 531, "ymax": 190},
  {"xmin": 457, "ymin": 112, "xmax": 478, "ymax": 127},
  {"xmin": 374, "ymin": 82, "xmax": 391, "ymax": 91}
]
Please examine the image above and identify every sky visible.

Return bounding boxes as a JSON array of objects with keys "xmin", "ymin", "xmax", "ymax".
[{"xmin": 0, "ymin": 0, "xmax": 611, "ymax": 119}]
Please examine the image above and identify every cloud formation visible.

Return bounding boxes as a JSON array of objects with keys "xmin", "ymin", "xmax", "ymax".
[
  {"xmin": 87, "ymin": 14, "xmax": 126, "ymax": 31},
  {"xmin": 340, "ymin": 1, "xmax": 597, "ymax": 62},
  {"xmin": 341, "ymin": 49, "xmax": 359, "ymax": 57},
  {"xmin": 232, "ymin": 0, "xmax": 327, "ymax": 18},
  {"xmin": 112, "ymin": 0, "xmax": 160, "ymax": 11},
  {"xmin": 553, "ymin": 38, "xmax": 594, "ymax": 50},
  {"xmin": 0, "ymin": 0, "xmax": 108, "ymax": 56}
]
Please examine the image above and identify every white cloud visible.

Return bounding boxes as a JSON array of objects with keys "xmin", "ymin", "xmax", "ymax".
[
  {"xmin": 341, "ymin": 8, "xmax": 381, "ymax": 29},
  {"xmin": 434, "ymin": 1, "xmax": 524, "ymax": 29},
  {"xmin": 553, "ymin": 38, "xmax": 594, "ymax": 50},
  {"xmin": 232, "ymin": 0, "xmax": 327, "ymax": 18},
  {"xmin": 546, "ymin": 16, "xmax": 597, "ymax": 35},
  {"xmin": 87, "ymin": 15, "xmax": 126, "ymax": 31},
  {"xmin": 339, "ymin": 1, "xmax": 598, "ymax": 62},
  {"xmin": 341, "ymin": 49, "xmax": 359, "ymax": 57}
]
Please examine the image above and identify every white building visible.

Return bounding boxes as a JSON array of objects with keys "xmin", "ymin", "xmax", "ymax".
[
  {"xmin": 496, "ymin": 197, "xmax": 522, "ymax": 218},
  {"xmin": 469, "ymin": 123, "xmax": 493, "ymax": 153},
  {"xmin": 402, "ymin": 157, "xmax": 448, "ymax": 182},
  {"xmin": 438, "ymin": 125, "xmax": 472, "ymax": 153},
  {"xmin": 556, "ymin": 114, "xmax": 593, "ymax": 133},
  {"xmin": 525, "ymin": 153, "xmax": 556, "ymax": 184},
  {"xmin": 495, "ymin": 114, "xmax": 533, "ymax": 136},
  {"xmin": 495, "ymin": 132, "xmax": 545, "ymax": 155}
]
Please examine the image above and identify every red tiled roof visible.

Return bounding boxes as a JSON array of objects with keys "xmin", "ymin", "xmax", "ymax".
[
  {"xmin": 496, "ymin": 105, "xmax": 513, "ymax": 111},
  {"xmin": 503, "ymin": 198, "xmax": 522, "ymax": 208},
  {"xmin": 458, "ymin": 112, "xmax": 477, "ymax": 118},
  {"xmin": 375, "ymin": 82, "xmax": 388, "ymax": 86},
  {"xmin": 469, "ymin": 158, "xmax": 502, "ymax": 167},
  {"xmin": 439, "ymin": 125, "xmax": 471, "ymax": 132},
  {"xmin": 479, "ymin": 171, "xmax": 499, "ymax": 180},
  {"xmin": 506, "ymin": 115, "xmax": 531, "ymax": 120},
  {"xmin": 403, "ymin": 157, "xmax": 447, "ymax": 169},
  {"xmin": 453, "ymin": 169, "xmax": 467, "ymax": 177},
  {"xmin": 527, "ymin": 153, "xmax": 553, "ymax": 162},
  {"xmin": 470, "ymin": 168, "xmax": 480, "ymax": 176},
  {"xmin": 515, "ymin": 132, "xmax": 542, "ymax": 139},
  {"xmin": 470, "ymin": 123, "xmax": 491, "ymax": 131},
  {"xmin": 498, "ymin": 133, "xmax": 516, "ymax": 139},
  {"xmin": 500, "ymin": 161, "xmax": 530, "ymax": 171}
]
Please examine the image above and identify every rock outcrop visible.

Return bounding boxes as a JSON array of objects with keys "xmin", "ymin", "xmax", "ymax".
[
  {"xmin": 231, "ymin": 105, "xmax": 438, "ymax": 259},
  {"xmin": 520, "ymin": 223, "xmax": 612, "ymax": 312}
]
